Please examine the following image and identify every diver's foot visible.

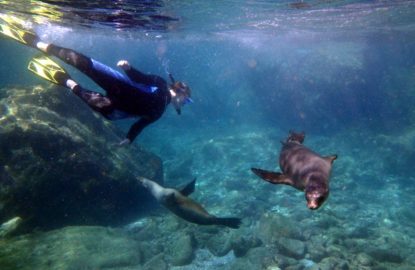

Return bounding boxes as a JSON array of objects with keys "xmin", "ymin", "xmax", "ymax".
[
  {"xmin": 20, "ymin": 31, "xmax": 38, "ymax": 47},
  {"xmin": 65, "ymin": 79, "xmax": 78, "ymax": 90},
  {"xmin": 36, "ymin": 41, "xmax": 49, "ymax": 53}
]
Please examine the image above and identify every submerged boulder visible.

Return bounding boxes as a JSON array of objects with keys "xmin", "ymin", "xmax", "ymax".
[
  {"xmin": 0, "ymin": 226, "xmax": 143, "ymax": 270},
  {"xmin": 0, "ymin": 85, "xmax": 163, "ymax": 231}
]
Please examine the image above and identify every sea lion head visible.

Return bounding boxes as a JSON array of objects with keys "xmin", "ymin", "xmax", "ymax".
[
  {"xmin": 286, "ymin": 131, "xmax": 305, "ymax": 144},
  {"xmin": 305, "ymin": 182, "xmax": 328, "ymax": 210},
  {"xmin": 137, "ymin": 177, "xmax": 151, "ymax": 189}
]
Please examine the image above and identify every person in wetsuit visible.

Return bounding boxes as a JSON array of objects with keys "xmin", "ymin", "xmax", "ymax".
[{"xmin": 14, "ymin": 30, "xmax": 192, "ymax": 145}]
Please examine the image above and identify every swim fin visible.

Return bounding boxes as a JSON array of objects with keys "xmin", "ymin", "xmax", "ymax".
[
  {"xmin": 0, "ymin": 13, "xmax": 28, "ymax": 27},
  {"xmin": 28, "ymin": 54, "xmax": 69, "ymax": 86},
  {"xmin": 0, "ymin": 14, "xmax": 38, "ymax": 46}
]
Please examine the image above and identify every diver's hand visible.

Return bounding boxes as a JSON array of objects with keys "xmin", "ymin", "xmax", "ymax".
[
  {"xmin": 117, "ymin": 60, "xmax": 131, "ymax": 70},
  {"xmin": 118, "ymin": 138, "xmax": 131, "ymax": 147}
]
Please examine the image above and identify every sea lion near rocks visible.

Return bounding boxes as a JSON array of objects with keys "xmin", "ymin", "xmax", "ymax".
[
  {"xmin": 138, "ymin": 177, "xmax": 241, "ymax": 228},
  {"xmin": 251, "ymin": 131, "xmax": 337, "ymax": 210},
  {"xmin": 0, "ymin": 216, "xmax": 22, "ymax": 237}
]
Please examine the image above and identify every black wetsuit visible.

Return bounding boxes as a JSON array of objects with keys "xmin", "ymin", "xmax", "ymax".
[{"xmin": 46, "ymin": 44, "xmax": 171, "ymax": 143}]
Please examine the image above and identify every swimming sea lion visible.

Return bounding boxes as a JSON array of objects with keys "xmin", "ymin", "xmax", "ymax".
[
  {"xmin": 251, "ymin": 131, "xmax": 337, "ymax": 210},
  {"xmin": 0, "ymin": 216, "xmax": 22, "ymax": 237},
  {"xmin": 138, "ymin": 177, "xmax": 241, "ymax": 228}
]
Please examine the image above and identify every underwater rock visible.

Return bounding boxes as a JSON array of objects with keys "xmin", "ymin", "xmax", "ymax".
[
  {"xmin": 244, "ymin": 246, "xmax": 277, "ymax": 268},
  {"xmin": 318, "ymin": 257, "xmax": 349, "ymax": 270},
  {"xmin": 167, "ymin": 232, "xmax": 195, "ymax": 266},
  {"xmin": 265, "ymin": 266, "xmax": 282, "ymax": 270},
  {"xmin": 255, "ymin": 213, "xmax": 303, "ymax": 244},
  {"xmin": 205, "ymin": 226, "xmax": 262, "ymax": 257},
  {"xmin": 143, "ymin": 253, "xmax": 168, "ymax": 270},
  {"xmin": 170, "ymin": 249, "xmax": 236, "ymax": 270},
  {"xmin": 355, "ymin": 253, "xmax": 374, "ymax": 267},
  {"xmin": 312, "ymin": 213, "xmax": 339, "ymax": 230},
  {"xmin": 0, "ymin": 86, "xmax": 163, "ymax": 230},
  {"xmin": 273, "ymin": 254, "xmax": 298, "ymax": 269},
  {"xmin": 205, "ymin": 230, "xmax": 233, "ymax": 257},
  {"xmin": 277, "ymin": 237, "xmax": 306, "ymax": 259},
  {"xmin": 227, "ymin": 258, "xmax": 255, "ymax": 270},
  {"xmin": 306, "ymin": 240, "xmax": 328, "ymax": 262},
  {"xmin": 231, "ymin": 234, "xmax": 262, "ymax": 257},
  {"xmin": 299, "ymin": 259, "xmax": 318, "ymax": 269},
  {"xmin": 0, "ymin": 226, "xmax": 142, "ymax": 270},
  {"xmin": 139, "ymin": 241, "xmax": 164, "ymax": 265},
  {"xmin": 209, "ymin": 247, "xmax": 276, "ymax": 270},
  {"xmin": 367, "ymin": 249, "xmax": 404, "ymax": 264}
]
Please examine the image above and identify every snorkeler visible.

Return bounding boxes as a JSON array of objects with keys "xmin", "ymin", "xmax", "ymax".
[{"xmin": 0, "ymin": 15, "xmax": 192, "ymax": 145}]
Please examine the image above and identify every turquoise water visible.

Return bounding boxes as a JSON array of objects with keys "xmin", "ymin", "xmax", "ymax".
[{"xmin": 1, "ymin": 1, "xmax": 415, "ymax": 269}]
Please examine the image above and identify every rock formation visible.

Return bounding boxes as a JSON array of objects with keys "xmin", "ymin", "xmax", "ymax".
[{"xmin": 0, "ymin": 85, "xmax": 163, "ymax": 231}]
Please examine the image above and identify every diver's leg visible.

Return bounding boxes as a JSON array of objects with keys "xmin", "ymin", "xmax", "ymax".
[
  {"xmin": 37, "ymin": 43, "xmax": 128, "ymax": 96},
  {"xmin": 48, "ymin": 67, "xmax": 114, "ymax": 116},
  {"xmin": 38, "ymin": 43, "xmax": 93, "ymax": 74},
  {"xmin": 69, "ymin": 83, "xmax": 114, "ymax": 115},
  {"xmin": 49, "ymin": 71, "xmax": 113, "ymax": 113}
]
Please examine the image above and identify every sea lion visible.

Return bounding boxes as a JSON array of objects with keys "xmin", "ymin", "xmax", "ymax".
[
  {"xmin": 138, "ymin": 177, "xmax": 241, "ymax": 229},
  {"xmin": 0, "ymin": 216, "xmax": 22, "ymax": 237},
  {"xmin": 251, "ymin": 131, "xmax": 337, "ymax": 210}
]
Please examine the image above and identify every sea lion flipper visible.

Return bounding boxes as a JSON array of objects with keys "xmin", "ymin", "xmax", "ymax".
[
  {"xmin": 179, "ymin": 178, "xmax": 196, "ymax": 196},
  {"xmin": 324, "ymin": 155, "xmax": 338, "ymax": 164},
  {"xmin": 251, "ymin": 168, "xmax": 294, "ymax": 186}
]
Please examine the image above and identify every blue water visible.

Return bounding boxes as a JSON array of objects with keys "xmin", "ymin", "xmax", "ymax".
[{"xmin": 1, "ymin": 0, "xmax": 415, "ymax": 269}]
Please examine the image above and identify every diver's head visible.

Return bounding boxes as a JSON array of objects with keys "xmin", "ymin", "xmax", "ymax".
[{"xmin": 169, "ymin": 81, "xmax": 193, "ymax": 115}]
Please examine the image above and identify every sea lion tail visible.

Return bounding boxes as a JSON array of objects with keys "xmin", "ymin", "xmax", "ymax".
[{"xmin": 215, "ymin": 217, "xmax": 242, "ymax": 229}]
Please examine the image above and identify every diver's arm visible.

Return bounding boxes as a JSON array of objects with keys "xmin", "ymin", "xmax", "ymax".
[
  {"xmin": 127, "ymin": 67, "xmax": 157, "ymax": 84},
  {"xmin": 117, "ymin": 60, "xmax": 160, "ymax": 85},
  {"xmin": 125, "ymin": 117, "xmax": 155, "ymax": 143}
]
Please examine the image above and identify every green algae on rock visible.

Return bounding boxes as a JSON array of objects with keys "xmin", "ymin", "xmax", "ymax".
[{"xmin": 0, "ymin": 85, "xmax": 163, "ymax": 231}]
